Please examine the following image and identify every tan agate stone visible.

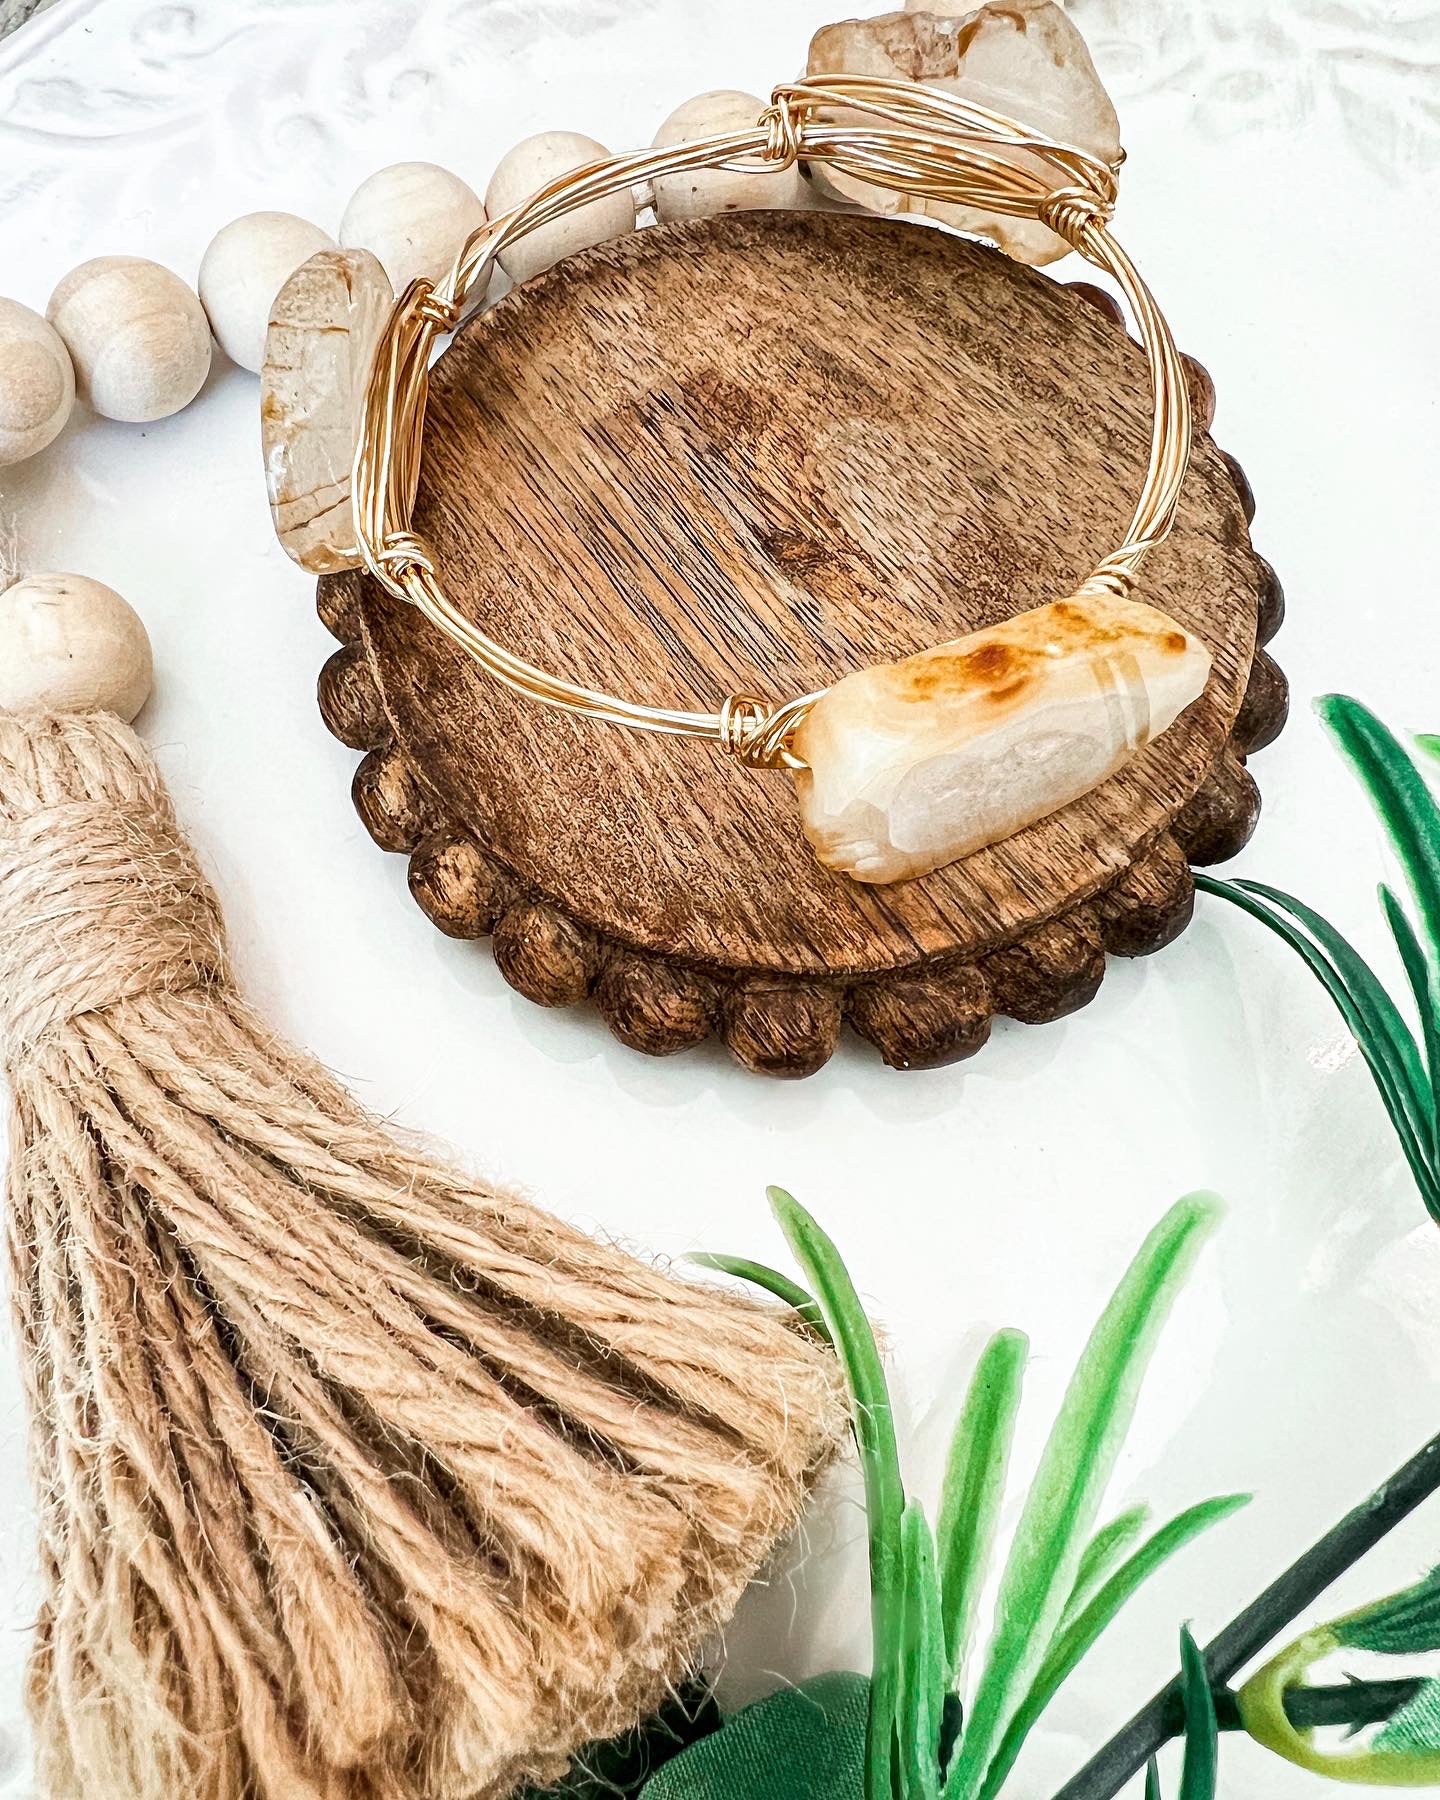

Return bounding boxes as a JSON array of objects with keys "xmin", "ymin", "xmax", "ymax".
[
  {"xmin": 790, "ymin": 594, "xmax": 1212, "ymax": 885},
  {"xmin": 260, "ymin": 247, "xmax": 393, "ymax": 574},
  {"xmin": 806, "ymin": 0, "xmax": 1120, "ymax": 265}
]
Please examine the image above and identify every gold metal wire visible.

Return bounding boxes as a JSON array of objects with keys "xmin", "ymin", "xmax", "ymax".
[{"xmin": 352, "ymin": 74, "xmax": 1192, "ymax": 771}]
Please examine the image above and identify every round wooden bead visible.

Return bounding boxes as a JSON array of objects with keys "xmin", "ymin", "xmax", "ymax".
[
  {"xmin": 1094, "ymin": 834, "xmax": 1194, "ymax": 957},
  {"xmin": 724, "ymin": 981, "xmax": 842, "ymax": 1079},
  {"xmin": 651, "ymin": 90, "xmax": 806, "ymax": 222},
  {"xmin": 486, "ymin": 132, "xmax": 636, "ymax": 286},
  {"xmin": 0, "ymin": 573, "xmax": 152, "ymax": 720},
  {"xmin": 317, "ymin": 643, "xmax": 387, "ymax": 751},
  {"xmin": 981, "ymin": 910, "xmax": 1106, "ymax": 1025},
  {"xmin": 594, "ymin": 952, "xmax": 718, "ymax": 1056},
  {"xmin": 1172, "ymin": 752, "xmax": 1261, "ymax": 865},
  {"xmin": 408, "ymin": 834, "xmax": 511, "ymax": 939},
  {"xmin": 1255, "ymin": 555, "xmax": 1285, "ymax": 646},
  {"xmin": 339, "ymin": 161, "xmax": 487, "ymax": 293},
  {"xmin": 0, "ymin": 298, "xmax": 75, "ymax": 465},
  {"xmin": 198, "ymin": 210, "xmax": 334, "ymax": 373},
  {"xmin": 847, "ymin": 968, "xmax": 992, "ymax": 1070},
  {"xmin": 493, "ymin": 902, "xmax": 597, "ymax": 1006},
  {"xmin": 46, "ymin": 256, "xmax": 211, "ymax": 422},
  {"xmin": 351, "ymin": 744, "xmax": 436, "ymax": 852},
  {"xmin": 1233, "ymin": 647, "xmax": 1289, "ymax": 755}
]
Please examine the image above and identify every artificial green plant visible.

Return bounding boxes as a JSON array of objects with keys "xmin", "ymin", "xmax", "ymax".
[
  {"xmin": 693, "ymin": 1187, "xmax": 1246, "ymax": 1800},
  {"xmin": 1239, "ymin": 1570, "xmax": 1440, "ymax": 1785},
  {"xmin": 1197, "ymin": 695, "xmax": 1440, "ymax": 1222}
]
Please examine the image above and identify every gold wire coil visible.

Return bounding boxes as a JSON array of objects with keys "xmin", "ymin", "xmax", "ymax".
[{"xmin": 352, "ymin": 74, "xmax": 1192, "ymax": 772}]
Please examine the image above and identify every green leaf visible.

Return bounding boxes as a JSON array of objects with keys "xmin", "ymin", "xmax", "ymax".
[
  {"xmin": 1145, "ymin": 1759, "xmax": 1163, "ymax": 1800},
  {"xmin": 1237, "ymin": 877, "xmax": 1434, "ymax": 1151},
  {"xmin": 936, "ymin": 1328, "xmax": 1028, "ymax": 1688},
  {"xmin": 1375, "ymin": 1677, "xmax": 1440, "ymax": 1756},
  {"xmin": 1063, "ymin": 1504, "xmax": 1152, "ymax": 1628},
  {"xmin": 1336, "ymin": 1565, "xmax": 1440, "ymax": 1655},
  {"xmin": 945, "ymin": 1195, "xmax": 1222, "ymax": 1800},
  {"xmin": 1380, "ymin": 884, "xmax": 1440, "ymax": 1159},
  {"xmin": 976, "ymin": 1495, "xmax": 1248, "ymax": 1800},
  {"xmin": 1322, "ymin": 696, "xmax": 1440, "ymax": 1186},
  {"xmin": 767, "ymin": 1188, "xmax": 905, "ymax": 1800},
  {"xmin": 898, "ymin": 1503, "xmax": 946, "ymax": 1800},
  {"xmin": 1415, "ymin": 733, "xmax": 1440, "ymax": 770},
  {"xmin": 637, "ymin": 1673, "xmax": 868, "ymax": 1800},
  {"xmin": 1178, "ymin": 1625, "xmax": 1218, "ymax": 1800},
  {"xmin": 686, "ymin": 1253, "xmax": 832, "ymax": 1343},
  {"xmin": 1320, "ymin": 697, "xmax": 1440, "ymax": 974},
  {"xmin": 1195, "ymin": 874, "xmax": 1440, "ymax": 1219}
]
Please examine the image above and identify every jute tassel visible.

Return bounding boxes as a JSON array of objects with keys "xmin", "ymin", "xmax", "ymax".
[{"xmin": 0, "ymin": 709, "xmax": 844, "ymax": 1800}]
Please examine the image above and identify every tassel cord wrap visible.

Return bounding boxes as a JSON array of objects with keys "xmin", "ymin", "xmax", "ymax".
[{"xmin": 0, "ymin": 710, "xmax": 843, "ymax": 1800}]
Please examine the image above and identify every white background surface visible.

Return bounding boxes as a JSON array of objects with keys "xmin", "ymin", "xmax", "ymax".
[{"xmin": 2, "ymin": 1, "xmax": 1440, "ymax": 1795}]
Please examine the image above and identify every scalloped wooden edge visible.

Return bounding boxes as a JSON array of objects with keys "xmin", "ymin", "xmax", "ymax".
[{"xmin": 315, "ymin": 328, "xmax": 1288, "ymax": 1078}]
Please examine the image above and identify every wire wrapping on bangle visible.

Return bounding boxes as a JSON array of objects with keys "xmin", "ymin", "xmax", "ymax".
[{"xmin": 352, "ymin": 74, "xmax": 1191, "ymax": 772}]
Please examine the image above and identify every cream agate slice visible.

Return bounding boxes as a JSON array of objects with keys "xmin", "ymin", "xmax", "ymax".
[
  {"xmin": 260, "ymin": 247, "xmax": 394, "ymax": 575},
  {"xmin": 805, "ymin": 0, "xmax": 1121, "ymax": 266},
  {"xmin": 790, "ymin": 594, "xmax": 1211, "ymax": 885}
]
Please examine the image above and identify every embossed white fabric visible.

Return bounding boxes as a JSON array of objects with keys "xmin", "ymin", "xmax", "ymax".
[{"xmin": 0, "ymin": 1, "xmax": 1438, "ymax": 1795}]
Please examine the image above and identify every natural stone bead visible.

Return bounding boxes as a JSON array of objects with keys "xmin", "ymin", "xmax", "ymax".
[
  {"xmin": 790, "ymin": 593, "xmax": 1211, "ymax": 884},
  {"xmin": 806, "ymin": 0, "xmax": 1120, "ymax": 265},
  {"xmin": 339, "ymin": 161, "xmax": 487, "ymax": 294},
  {"xmin": 199, "ymin": 211, "xmax": 335, "ymax": 373},
  {"xmin": 46, "ymin": 256, "xmax": 211, "ymax": 422},
  {"xmin": 486, "ymin": 131, "xmax": 636, "ymax": 286},
  {"xmin": 0, "ymin": 573, "xmax": 152, "ymax": 720},
  {"xmin": 260, "ymin": 247, "xmax": 393, "ymax": 574},
  {"xmin": 651, "ymin": 90, "xmax": 806, "ymax": 222},
  {"xmin": 0, "ymin": 299, "xmax": 75, "ymax": 464}
]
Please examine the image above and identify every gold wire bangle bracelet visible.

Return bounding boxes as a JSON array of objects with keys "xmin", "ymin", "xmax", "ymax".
[{"xmin": 352, "ymin": 74, "xmax": 1193, "ymax": 773}]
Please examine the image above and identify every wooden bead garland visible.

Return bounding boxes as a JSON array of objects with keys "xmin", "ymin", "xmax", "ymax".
[
  {"xmin": 652, "ymin": 90, "xmax": 808, "ymax": 220},
  {"xmin": 198, "ymin": 211, "xmax": 335, "ymax": 373},
  {"xmin": 339, "ymin": 161, "xmax": 488, "ymax": 293},
  {"xmin": 0, "ymin": 572, "xmax": 152, "ymax": 721},
  {"xmin": 46, "ymin": 256, "xmax": 212, "ymax": 423},
  {"xmin": 485, "ymin": 132, "xmax": 637, "ymax": 285},
  {"xmin": 0, "ymin": 299, "xmax": 74, "ymax": 466}
]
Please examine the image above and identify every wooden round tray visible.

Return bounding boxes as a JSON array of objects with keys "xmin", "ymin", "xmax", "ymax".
[{"xmin": 316, "ymin": 211, "xmax": 1287, "ymax": 1076}]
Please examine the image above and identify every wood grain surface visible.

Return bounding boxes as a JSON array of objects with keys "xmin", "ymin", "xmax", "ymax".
[{"xmin": 319, "ymin": 210, "xmax": 1286, "ymax": 1073}]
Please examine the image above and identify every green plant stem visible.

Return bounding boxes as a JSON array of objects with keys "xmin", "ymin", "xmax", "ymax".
[
  {"xmin": 1211, "ymin": 1680, "xmax": 1423, "ymax": 1736},
  {"xmin": 1048, "ymin": 1429, "xmax": 1440, "ymax": 1800}
]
